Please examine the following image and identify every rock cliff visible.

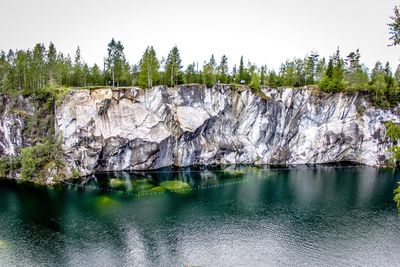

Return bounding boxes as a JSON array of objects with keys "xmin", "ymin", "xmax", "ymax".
[
  {"xmin": 0, "ymin": 95, "xmax": 34, "ymax": 158},
  {"xmin": 49, "ymin": 85, "xmax": 398, "ymax": 176}
]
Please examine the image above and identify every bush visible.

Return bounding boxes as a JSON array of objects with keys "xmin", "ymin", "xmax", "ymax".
[
  {"xmin": 394, "ymin": 184, "xmax": 400, "ymax": 212},
  {"xmin": 319, "ymin": 77, "xmax": 345, "ymax": 93},
  {"xmin": 19, "ymin": 138, "xmax": 61, "ymax": 181},
  {"xmin": 0, "ymin": 157, "xmax": 21, "ymax": 177}
]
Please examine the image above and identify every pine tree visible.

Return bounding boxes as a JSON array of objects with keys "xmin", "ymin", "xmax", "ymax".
[
  {"xmin": 315, "ymin": 57, "xmax": 326, "ymax": 82},
  {"xmin": 217, "ymin": 55, "xmax": 229, "ymax": 84},
  {"xmin": 305, "ymin": 51, "xmax": 319, "ymax": 85},
  {"xmin": 15, "ymin": 50, "xmax": 28, "ymax": 90},
  {"xmin": 236, "ymin": 56, "xmax": 245, "ymax": 84},
  {"xmin": 370, "ymin": 61, "xmax": 384, "ymax": 85},
  {"xmin": 372, "ymin": 74, "xmax": 388, "ymax": 105},
  {"xmin": 0, "ymin": 51, "xmax": 8, "ymax": 91},
  {"xmin": 184, "ymin": 63, "xmax": 197, "ymax": 84},
  {"xmin": 164, "ymin": 46, "xmax": 182, "ymax": 87},
  {"xmin": 260, "ymin": 65, "xmax": 267, "ymax": 86},
  {"xmin": 389, "ymin": 6, "xmax": 400, "ymax": 46},
  {"xmin": 294, "ymin": 58, "xmax": 305, "ymax": 86},
  {"xmin": 267, "ymin": 70, "xmax": 280, "ymax": 87},
  {"xmin": 320, "ymin": 48, "xmax": 345, "ymax": 92},
  {"xmin": 89, "ymin": 64, "xmax": 103, "ymax": 86},
  {"xmin": 250, "ymin": 68, "xmax": 261, "ymax": 91},
  {"xmin": 32, "ymin": 44, "xmax": 46, "ymax": 88},
  {"xmin": 72, "ymin": 46, "xmax": 83, "ymax": 87},
  {"xmin": 344, "ymin": 49, "xmax": 368, "ymax": 91},
  {"xmin": 47, "ymin": 42, "xmax": 57, "ymax": 84},
  {"xmin": 131, "ymin": 64, "xmax": 139, "ymax": 86},
  {"xmin": 394, "ymin": 64, "xmax": 400, "ymax": 84},
  {"xmin": 280, "ymin": 60, "xmax": 296, "ymax": 87},
  {"xmin": 138, "ymin": 46, "xmax": 160, "ymax": 88},
  {"xmin": 202, "ymin": 56, "xmax": 216, "ymax": 87},
  {"xmin": 106, "ymin": 38, "xmax": 127, "ymax": 87}
]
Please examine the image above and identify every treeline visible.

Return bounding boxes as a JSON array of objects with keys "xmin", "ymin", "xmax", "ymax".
[{"xmin": 1, "ymin": 39, "xmax": 400, "ymax": 107}]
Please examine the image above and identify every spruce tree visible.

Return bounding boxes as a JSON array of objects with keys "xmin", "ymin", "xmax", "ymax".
[
  {"xmin": 138, "ymin": 46, "xmax": 160, "ymax": 88},
  {"xmin": 164, "ymin": 46, "xmax": 182, "ymax": 87},
  {"xmin": 389, "ymin": 6, "xmax": 400, "ymax": 46},
  {"xmin": 184, "ymin": 63, "xmax": 197, "ymax": 84},
  {"xmin": 217, "ymin": 55, "xmax": 229, "ymax": 84},
  {"xmin": 106, "ymin": 38, "xmax": 127, "ymax": 87},
  {"xmin": 47, "ymin": 42, "xmax": 57, "ymax": 84},
  {"xmin": 236, "ymin": 56, "xmax": 245, "ymax": 84}
]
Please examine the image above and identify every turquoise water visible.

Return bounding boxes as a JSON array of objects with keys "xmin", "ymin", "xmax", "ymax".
[{"xmin": 0, "ymin": 166, "xmax": 399, "ymax": 266}]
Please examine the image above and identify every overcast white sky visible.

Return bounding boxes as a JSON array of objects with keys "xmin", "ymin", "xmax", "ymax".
[{"xmin": 1, "ymin": 0, "xmax": 399, "ymax": 71}]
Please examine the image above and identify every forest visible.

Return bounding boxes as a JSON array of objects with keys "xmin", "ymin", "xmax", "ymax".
[{"xmin": 0, "ymin": 39, "xmax": 399, "ymax": 108}]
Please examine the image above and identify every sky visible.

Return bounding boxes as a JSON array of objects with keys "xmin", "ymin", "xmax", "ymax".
[{"xmin": 1, "ymin": 0, "xmax": 399, "ymax": 71}]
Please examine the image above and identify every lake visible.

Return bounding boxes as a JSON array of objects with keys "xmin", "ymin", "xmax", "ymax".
[{"xmin": 0, "ymin": 166, "xmax": 399, "ymax": 266}]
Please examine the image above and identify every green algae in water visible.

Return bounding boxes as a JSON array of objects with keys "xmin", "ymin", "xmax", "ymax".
[
  {"xmin": 222, "ymin": 169, "xmax": 245, "ymax": 177},
  {"xmin": 160, "ymin": 180, "xmax": 191, "ymax": 191},
  {"xmin": 132, "ymin": 178, "xmax": 150, "ymax": 185},
  {"xmin": 0, "ymin": 240, "xmax": 7, "ymax": 249},
  {"xmin": 131, "ymin": 179, "xmax": 152, "ymax": 187},
  {"xmin": 92, "ymin": 196, "xmax": 120, "ymax": 212},
  {"xmin": 129, "ymin": 179, "xmax": 154, "ymax": 193},
  {"xmin": 150, "ymin": 186, "xmax": 166, "ymax": 193},
  {"xmin": 109, "ymin": 178, "xmax": 126, "ymax": 188},
  {"xmin": 138, "ymin": 184, "xmax": 154, "ymax": 190},
  {"xmin": 1, "ymin": 167, "xmax": 400, "ymax": 266}
]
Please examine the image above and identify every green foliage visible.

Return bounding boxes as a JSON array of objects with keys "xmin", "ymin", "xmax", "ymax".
[
  {"xmin": 385, "ymin": 121, "xmax": 400, "ymax": 141},
  {"xmin": 344, "ymin": 49, "xmax": 369, "ymax": 92},
  {"xmin": 71, "ymin": 168, "xmax": 80, "ymax": 179},
  {"xmin": 266, "ymin": 70, "xmax": 281, "ymax": 87},
  {"xmin": 217, "ymin": 55, "xmax": 229, "ymax": 83},
  {"xmin": 202, "ymin": 61, "xmax": 216, "ymax": 87},
  {"xmin": 20, "ymin": 139, "xmax": 56, "ymax": 181},
  {"xmin": 250, "ymin": 70, "xmax": 261, "ymax": 91},
  {"xmin": 235, "ymin": 56, "xmax": 250, "ymax": 84},
  {"xmin": 138, "ymin": 46, "xmax": 160, "ymax": 88},
  {"xmin": 184, "ymin": 63, "xmax": 200, "ymax": 84},
  {"xmin": 394, "ymin": 183, "xmax": 400, "ymax": 212},
  {"xmin": 304, "ymin": 51, "xmax": 319, "ymax": 85},
  {"xmin": 388, "ymin": 146, "xmax": 400, "ymax": 165},
  {"xmin": 105, "ymin": 38, "xmax": 131, "ymax": 87},
  {"xmin": 320, "ymin": 48, "xmax": 345, "ymax": 93},
  {"xmin": 1, "ymin": 41, "xmax": 400, "ymax": 107},
  {"xmin": 20, "ymin": 139, "xmax": 62, "ymax": 182},
  {"xmin": 385, "ymin": 121, "xmax": 400, "ymax": 165},
  {"xmin": 0, "ymin": 157, "xmax": 21, "ymax": 177},
  {"xmin": 164, "ymin": 46, "xmax": 183, "ymax": 87},
  {"xmin": 389, "ymin": 6, "xmax": 400, "ymax": 46}
]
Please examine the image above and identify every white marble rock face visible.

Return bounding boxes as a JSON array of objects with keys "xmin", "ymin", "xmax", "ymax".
[{"xmin": 2, "ymin": 85, "xmax": 399, "ymax": 177}]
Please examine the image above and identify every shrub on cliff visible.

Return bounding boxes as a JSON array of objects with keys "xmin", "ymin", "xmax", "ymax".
[
  {"xmin": 19, "ymin": 137, "xmax": 63, "ymax": 183},
  {"xmin": 385, "ymin": 121, "xmax": 400, "ymax": 212},
  {"xmin": 0, "ymin": 157, "xmax": 21, "ymax": 178}
]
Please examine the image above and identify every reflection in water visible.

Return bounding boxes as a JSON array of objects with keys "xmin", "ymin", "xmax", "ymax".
[{"xmin": 0, "ymin": 166, "xmax": 399, "ymax": 266}]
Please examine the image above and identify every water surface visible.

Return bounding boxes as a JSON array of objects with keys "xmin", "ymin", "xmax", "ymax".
[{"xmin": 0, "ymin": 166, "xmax": 399, "ymax": 266}]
